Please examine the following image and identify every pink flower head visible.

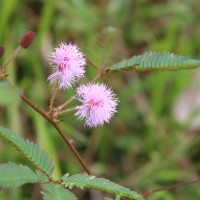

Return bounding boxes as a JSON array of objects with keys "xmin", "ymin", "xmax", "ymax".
[
  {"xmin": 48, "ymin": 43, "xmax": 86, "ymax": 89},
  {"xmin": 75, "ymin": 83, "xmax": 118, "ymax": 128}
]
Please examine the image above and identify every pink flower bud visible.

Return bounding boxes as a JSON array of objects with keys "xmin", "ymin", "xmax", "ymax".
[{"xmin": 20, "ymin": 31, "xmax": 35, "ymax": 49}]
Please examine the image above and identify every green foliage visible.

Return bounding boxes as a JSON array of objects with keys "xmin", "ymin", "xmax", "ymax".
[
  {"xmin": 106, "ymin": 52, "xmax": 200, "ymax": 73},
  {"xmin": 1, "ymin": 1, "xmax": 200, "ymax": 199},
  {"xmin": 62, "ymin": 174, "xmax": 144, "ymax": 200},
  {"xmin": 36, "ymin": 170, "xmax": 49, "ymax": 182},
  {"xmin": 42, "ymin": 183, "xmax": 77, "ymax": 200},
  {"xmin": 0, "ymin": 81, "xmax": 19, "ymax": 105},
  {"xmin": 0, "ymin": 162, "xmax": 39, "ymax": 188},
  {"xmin": 0, "ymin": 125, "xmax": 54, "ymax": 176},
  {"xmin": 86, "ymin": 27, "xmax": 119, "ymax": 69}
]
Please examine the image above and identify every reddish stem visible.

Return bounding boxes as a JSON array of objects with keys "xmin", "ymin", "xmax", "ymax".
[
  {"xmin": 20, "ymin": 93, "xmax": 92, "ymax": 175},
  {"xmin": 143, "ymin": 179, "xmax": 200, "ymax": 197}
]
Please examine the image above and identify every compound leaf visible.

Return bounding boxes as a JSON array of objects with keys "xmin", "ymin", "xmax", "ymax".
[
  {"xmin": 106, "ymin": 52, "xmax": 200, "ymax": 73},
  {"xmin": 62, "ymin": 174, "xmax": 144, "ymax": 200},
  {"xmin": 0, "ymin": 162, "xmax": 39, "ymax": 188},
  {"xmin": 42, "ymin": 183, "xmax": 77, "ymax": 200},
  {"xmin": 0, "ymin": 125, "xmax": 54, "ymax": 177}
]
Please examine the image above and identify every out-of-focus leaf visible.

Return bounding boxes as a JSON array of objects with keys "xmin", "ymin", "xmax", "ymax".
[{"xmin": 0, "ymin": 81, "xmax": 19, "ymax": 105}]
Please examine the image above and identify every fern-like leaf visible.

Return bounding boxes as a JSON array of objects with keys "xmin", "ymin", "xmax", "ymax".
[
  {"xmin": 86, "ymin": 27, "xmax": 121, "ymax": 69},
  {"xmin": 42, "ymin": 183, "xmax": 77, "ymax": 200},
  {"xmin": 0, "ymin": 162, "xmax": 39, "ymax": 188},
  {"xmin": 0, "ymin": 125, "xmax": 54, "ymax": 176},
  {"xmin": 62, "ymin": 174, "xmax": 144, "ymax": 200},
  {"xmin": 106, "ymin": 52, "xmax": 200, "ymax": 73}
]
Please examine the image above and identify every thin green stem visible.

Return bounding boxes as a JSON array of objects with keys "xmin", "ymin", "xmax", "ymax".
[{"xmin": 1, "ymin": 46, "xmax": 22, "ymax": 70}]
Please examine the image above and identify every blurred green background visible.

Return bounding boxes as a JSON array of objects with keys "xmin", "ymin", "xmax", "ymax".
[{"xmin": 1, "ymin": 0, "xmax": 200, "ymax": 199}]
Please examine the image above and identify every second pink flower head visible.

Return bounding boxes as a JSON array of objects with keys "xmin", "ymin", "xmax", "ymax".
[{"xmin": 76, "ymin": 83, "xmax": 118, "ymax": 128}]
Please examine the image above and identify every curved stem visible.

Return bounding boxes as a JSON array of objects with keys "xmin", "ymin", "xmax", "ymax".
[
  {"xmin": 20, "ymin": 92, "xmax": 92, "ymax": 175},
  {"xmin": 143, "ymin": 179, "xmax": 200, "ymax": 197}
]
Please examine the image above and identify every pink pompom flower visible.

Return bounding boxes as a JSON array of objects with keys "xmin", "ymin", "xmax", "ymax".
[
  {"xmin": 48, "ymin": 43, "xmax": 86, "ymax": 89},
  {"xmin": 75, "ymin": 83, "xmax": 118, "ymax": 128}
]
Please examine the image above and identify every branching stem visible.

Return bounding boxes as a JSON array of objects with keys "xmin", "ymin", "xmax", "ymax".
[
  {"xmin": 57, "ymin": 107, "xmax": 77, "ymax": 116},
  {"xmin": 57, "ymin": 94, "xmax": 78, "ymax": 111},
  {"xmin": 57, "ymin": 73, "xmax": 101, "ymax": 111},
  {"xmin": 20, "ymin": 92, "xmax": 92, "ymax": 175}
]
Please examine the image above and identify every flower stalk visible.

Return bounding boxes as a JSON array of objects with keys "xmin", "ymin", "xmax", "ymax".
[
  {"xmin": 49, "ymin": 80, "xmax": 59, "ymax": 114},
  {"xmin": 20, "ymin": 92, "xmax": 92, "ymax": 175},
  {"xmin": 1, "ymin": 46, "xmax": 22, "ymax": 71}
]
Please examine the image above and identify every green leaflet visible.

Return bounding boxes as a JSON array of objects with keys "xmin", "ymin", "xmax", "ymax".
[
  {"xmin": 106, "ymin": 52, "xmax": 200, "ymax": 73},
  {"xmin": 62, "ymin": 174, "xmax": 144, "ymax": 200},
  {"xmin": 42, "ymin": 183, "xmax": 77, "ymax": 200},
  {"xmin": 0, "ymin": 162, "xmax": 39, "ymax": 188},
  {"xmin": 0, "ymin": 125, "xmax": 54, "ymax": 176}
]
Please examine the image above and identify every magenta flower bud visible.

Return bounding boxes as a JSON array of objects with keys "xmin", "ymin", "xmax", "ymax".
[
  {"xmin": 75, "ymin": 83, "xmax": 118, "ymax": 128},
  {"xmin": 48, "ymin": 43, "xmax": 86, "ymax": 89},
  {"xmin": 0, "ymin": 46, "xmax": 5, "ymax": 59},
  {"xmin": 20, "ymin": 31, "xmax": 35, "ymax": 49}
]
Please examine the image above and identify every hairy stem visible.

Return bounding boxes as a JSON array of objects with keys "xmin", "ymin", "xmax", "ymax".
[
  {"xmin": 51, "ymin": 122, "xmax": 92, "ymax": 175},
  {"xmin": 143, "ymin": 179, "xmax": 200, "ymax": 197},
  {"xmin": 57, "ymin": 107, "xmax": 77, "ymax": 116},
  {"xmin": 57, "ymin": 94, "xmax": 78, "ymax": 111},
  {"xmin": 20, "ymin": 93, "xmax": 92, "ymax": 175},
  {"xmin": 1, "ymin": 46, "xmax": 22, "ymax": 70},
  {"xmin": 57, "ymin": 73, "xmax": 101, "ymax": 111},
  {"xmin": 49, "ymin": 80, "xmax": 59, "ymax": 113}
]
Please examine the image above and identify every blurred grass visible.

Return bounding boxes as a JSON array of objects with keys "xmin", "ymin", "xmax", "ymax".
[{"xmin": 1, "ymin": 0, "xmax": 200, "ymax": 199}]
